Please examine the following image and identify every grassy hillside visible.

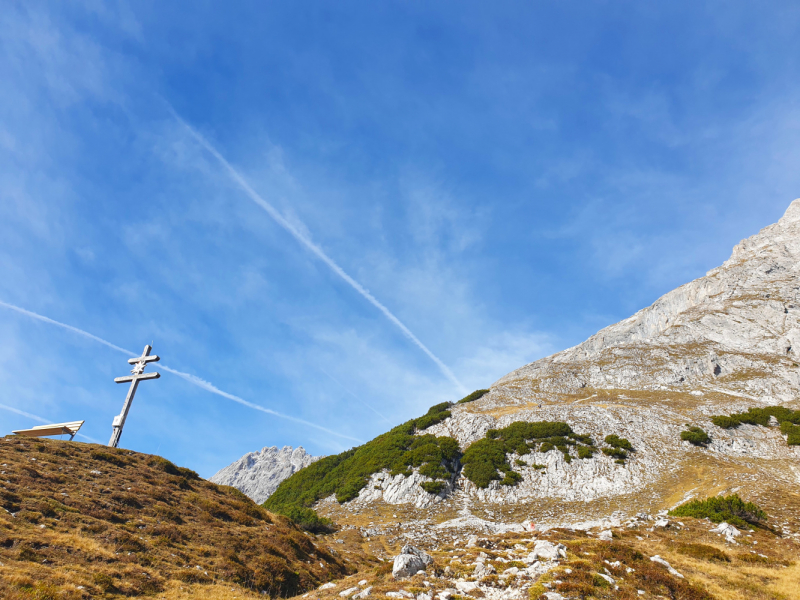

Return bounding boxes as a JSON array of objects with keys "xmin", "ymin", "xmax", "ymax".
[{"xmin": 0, "ymin": 436, "xmax": 357, "ymax": 600}]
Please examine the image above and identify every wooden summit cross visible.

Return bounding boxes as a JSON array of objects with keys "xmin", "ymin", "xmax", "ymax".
[{"xmin": 108, "ymin": 345, "xmax": 160, "ymax": 448}]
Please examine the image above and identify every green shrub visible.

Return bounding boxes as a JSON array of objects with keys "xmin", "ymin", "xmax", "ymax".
[
  {"xmin": 461, "ymin": 421, "xmax": 594, "ymax": 488},
  {"xmin": 711, "ymin": 406, "xmax": 800, "ymax": 448},
  {"xmin": 420, "ymin": 481, "xmax": 445, "ymax": 494},
  {"xmin": 264, "ymin": 402, "xmax": 460, "ymax": 529},
  {"xmin": 602, "ymin": 447, "xmax": 627, "ymax": 460},
  {"xmin": 782, "ymin": 421, "xmax": 800, "ymax": 445},
  {"xmin": 280, "ymin": 506, "xmax": 335, "ymax": 533},
  {"xmin": 681, "ymin": 426, "xmax": 711, "ymax": 446},
  {"xmin": 457, "ymin": 389, "xmax": 490, "ymax": 404},
  {"xmin": 577, "ymin": 446, "xmax": 595, "ymax": 459},
  {"xmin": 711, "ymin": 415, "xmax": 740, "ymax": 429},
  {"xmin": 712, "ymin": 406, "xmax": 800, "ymax": 429},
  {"xmin": 604, "ymin": 435, "xmax": 633, "ymax": 450},
  {"xmin": 668, "ymin": 494, "xmax": 767, "ymax": 528}
]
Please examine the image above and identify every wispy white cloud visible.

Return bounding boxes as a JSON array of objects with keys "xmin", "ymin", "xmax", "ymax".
[
  {"xmin": 0, "ymin": 300, "xmax": 364, "ymax": 445},
  {"xmin": 169, "ymin": 108, "xmax": 468, "ymax": 395}
]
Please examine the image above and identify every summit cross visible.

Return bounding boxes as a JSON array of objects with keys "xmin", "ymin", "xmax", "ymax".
[{"xmin": 108, "ymin": 344, "xmax": 160, "ymax": 448}]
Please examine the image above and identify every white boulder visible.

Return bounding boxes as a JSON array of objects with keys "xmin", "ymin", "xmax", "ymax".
[
  {"xmin": 650, "ymin": 555, "xmax": 684, "ymax": 578},
  {"xmin": 710, "ymin": 522, "xmax": 741, "ymax": 544},
  {"xmin": 393, "ymin": 545, "xmax": 434, "ymax": 579},
  {"xmin": 528, "ymin": 540, "xmax": 567, "ymax": 561}
]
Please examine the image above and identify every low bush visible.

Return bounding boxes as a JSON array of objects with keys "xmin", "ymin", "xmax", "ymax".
[
  {"xmin": 711, "ymin": 415, "xmax": 740, "ymax": 429},
  {"xmin": 280, "ymin": 506, "xmax": 335, "ymax": 533},
  {"xmin": 711, "ymin": 406, "xmax": 800, "ymax": 448},
  {"xmin": 681, "ymin": 426, "xmax": 711, "ymax": 446},
  {"xmin": 265, "ymin": 402, "xmax": 460, "ymax": 528},
  {"xmin": 604, "ymin": 434, "xmax": 633, "ymax": 450},
  {"xmin": 601, "ymin": 434, "xmax": 633, "ymax": 464},
  {"xmin": 668, "ymin": 494, "xmax": 767, "ymax": 528},
  {"xmin": 711, "ymin": 405, "xmax": 800, "ymax": 429},
  {"xmin": 602, "ymin": 447, "xmax": 627, "ymax": 460},
  {"xmin": 677, "ymin": 543, "xmax": 730, "ymax": 562},
  {"xmin": 457, "ymin": 389, "xmax": 490, "ymax": 404},
  {"xmin": 421, "ymin": 481, "xmax": 445, "ymax": 494},
  {"xmin": 781, "ymin": 421, "xmax": 800, "ymax": 445},
  {"xmin": 461, "ymin": 421, "xmax": 595, "ymax": 488}
]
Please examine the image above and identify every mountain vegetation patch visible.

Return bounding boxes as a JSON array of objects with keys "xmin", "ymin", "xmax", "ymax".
[
  {"xmin": 711, "ymin": 406, "xmax": 800, "ymax": 446},
  {"xmin": 460, "ymin": 421, "xmax": 597, "ymax": 488},
  {"xmin": 601, "ymin": 434, "xmax": 633, "ymax": 464},
  {"xmin": 456, "ymin": 389, "xmax": 490, "ymax": 404},
  {"xmin": 265, "ymin": 402, "xmax": 460, "ymax": 528},
  {"xmin": 681, "ymin": 426, "xmax": 711, "ymax": 446},
  {"xmin": 668, "ymin": 494, "xmax": 767, "ymax": 528}
]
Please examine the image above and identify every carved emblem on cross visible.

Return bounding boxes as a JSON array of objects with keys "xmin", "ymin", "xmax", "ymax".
[{"xmin": 108, "ymin": 344, "xmax": 160, "ymax": 448}]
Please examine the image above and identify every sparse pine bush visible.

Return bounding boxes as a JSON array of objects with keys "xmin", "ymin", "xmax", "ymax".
[
  {"xmin": 420, "ymin": 481, "xmax": 445, "ymax": 494},
  {"xmin": 457, "ymin": 389, "xmax": 490, "ymax": 404},
  {"xmin": 668, "ymin": 494, "xmax": 767, "ymax": 528},
  {"xmin": 781, "ymin": 421, "xmax": 800, "ymax": 445},
  {"xmin": 461, "ymin": 421, "xmax": 594, "ymax": 488},
  {"xmin": 711, "ymin": 406, "xmax": 800, "ymax": 449},
  {"xmin": 265, "ymin": 402, "xmax": 461, "ymax": 528},
  {"xmin": 604, "ymin": 434, "xmax": 633, "ymax": 450},
  {"xmin": 681, "ymin": 426, "xmax": 711, "ymax": 446},
  {"xmin": 602, "ymin": 447, "xmax": 627, "ymax": 460},
  {"xmin": 711, "ymin": 415, "xmax": 740, "ymax": 429}
]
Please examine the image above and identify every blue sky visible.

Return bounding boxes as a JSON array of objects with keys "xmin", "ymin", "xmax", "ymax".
[{"xmin": 1, "ymin": 1, "xmax": 799, "ymax": 476}]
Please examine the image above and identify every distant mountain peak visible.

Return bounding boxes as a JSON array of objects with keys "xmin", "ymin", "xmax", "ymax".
[{"xmin": 210, "ymin": 445, "xmax": 321, "ymax": 504}]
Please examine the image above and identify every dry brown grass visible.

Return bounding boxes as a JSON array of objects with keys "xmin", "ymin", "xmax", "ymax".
[{"xmin": 0, "ymin": 437, "xmax": 369, "ymax": 599}]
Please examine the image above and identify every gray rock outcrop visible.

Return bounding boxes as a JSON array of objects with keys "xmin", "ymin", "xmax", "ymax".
[
  {"xmin": 392, "ymin": 545, "xmax": 433, "ymax": 578},
  {"xmin": 319, "ymin": 199, "xmax": 800, "ymax": 523},
  {"xmin": 210, "ymin": 445, "xmax": 320, "ymax": 504}
]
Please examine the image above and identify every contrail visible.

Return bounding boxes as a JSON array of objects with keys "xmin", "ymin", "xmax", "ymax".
[
  {"xmin": 170, "ymin": 111, "xmax": 467, "ymax": 395},
  {"xmin": 0, "ymin": 301, "xmax": 364, "ymax": 444},
  {"xmin": 319, "ymin": 368, "xmax": 393, "ymax": 425},
  {"xmin": 0, "ymin": 300, "xmax": 132, "ymax": 355},
  {"xmin": 0, "ymin": 402, "xmax": 103, "ymax": 444},
  {"xmin": 160, "ymin": 366, "xmax": 364, "ymax": 443}
]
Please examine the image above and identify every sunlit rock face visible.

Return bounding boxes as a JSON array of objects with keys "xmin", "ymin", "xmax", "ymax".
[
  {"xmin": 210, "ymin": 445, "xmax": 320, "ymax": 504},
  {"xmin": 337, "ymin": 200, "xmax": 800, "ymax": 513}
]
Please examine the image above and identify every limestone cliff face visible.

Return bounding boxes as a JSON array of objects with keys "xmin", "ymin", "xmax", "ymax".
[
  {"xmin": 210, "ymin": 446, "xmax": 320, "ymax": 504},
  {"xmin": 495, "ymin": 198, "xmax": 800, "ymax": 401},
  {"xmin": 331, "ymin": 200, "xmax": 800, "ymax": 521}
]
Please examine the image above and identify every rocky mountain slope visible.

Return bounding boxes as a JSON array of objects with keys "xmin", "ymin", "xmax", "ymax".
[
  {"xmin": 210, "ymin": 445, "xmax": 320, "ymax": 504},
  {"xmin": 0, "ymin": 437, "xmax": 360, "ymax": 600},
  {"xmin": 292, "ymin": 199, "xmax": 800, "ymax": 537}
]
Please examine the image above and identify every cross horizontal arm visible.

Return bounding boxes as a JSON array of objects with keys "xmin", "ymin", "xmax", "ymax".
[
  {"xmin": 114, "ymin": 372, "xmax": 161, "ymax": 384},
  {"xmin": 128, "ymin": 355, "xmax": 160, "ymax": 364}
]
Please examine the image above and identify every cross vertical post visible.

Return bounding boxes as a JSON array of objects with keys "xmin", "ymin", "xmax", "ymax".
[{"xmin": 109, "ymin": 344, "xmax": 160, "ymax": 448}]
